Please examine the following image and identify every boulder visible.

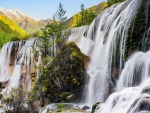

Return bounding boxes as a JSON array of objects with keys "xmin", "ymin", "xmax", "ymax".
[{"xmin": 31, "ymin": 42, "xmax": 89, "ymax": 106}]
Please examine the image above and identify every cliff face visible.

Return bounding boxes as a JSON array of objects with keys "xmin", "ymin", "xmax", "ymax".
[{"xmin": 31, "ymin": 42, "xmax": 89, "ymax": 106}]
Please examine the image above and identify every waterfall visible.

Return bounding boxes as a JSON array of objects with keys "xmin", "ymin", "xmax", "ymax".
[
  {"xmin": 0, "ymin": 38, "xmax": 42, "ymax": 91},
  {"xmin": 0, "ymin": 0, "xmax": 149, "ymax": 112},
  {"xmin": 68, "ymin": 0, "xmax": 142, "ymax": 106},
  {"xmin": 0, "ymin": 41, "xmax": 25, "ymax": 82},
  {"xmin": 142, "ymin": 28, "xmax": 150, "ymax": 52}
]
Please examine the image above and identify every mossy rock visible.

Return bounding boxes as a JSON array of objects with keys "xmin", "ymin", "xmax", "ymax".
[
  {"xmin": 32, "ymin": 42, "xmax": 89, "ymax": 105},
  {"xmin": 142, "ymin": 86, "xmax": 150, "ymax": 94},
  {"xmin": 91, "ymin": 102, "xmax": 101, "ymax": 113}
]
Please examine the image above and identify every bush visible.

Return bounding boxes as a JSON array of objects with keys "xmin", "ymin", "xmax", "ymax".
[{"xmin": 2, "ymin": 88, "xmax": 29, "ymax": 113}]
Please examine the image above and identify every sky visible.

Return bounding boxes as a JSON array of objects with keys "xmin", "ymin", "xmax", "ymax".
[{"xmin": 0, "ymin": 0, "xmax": 106, "ymax": 21}]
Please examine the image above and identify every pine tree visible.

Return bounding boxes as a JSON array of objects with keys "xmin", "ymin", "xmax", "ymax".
[
  {"xmin": 53, "ymin": 2, "xmax": 67, "ymax": 41},
  {"xmin": 81, "ymin": 3, "xmax": 85, "ymax": 25}
]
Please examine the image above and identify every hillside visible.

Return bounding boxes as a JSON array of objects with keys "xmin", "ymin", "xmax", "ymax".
[
  {"xmin": 0, "ymin": 7, "xmax": 52, "ymax": 33},
  {"xmin": 88, "ymin": 2, "xmax": 108, "ymax": 15},
  {"xmin": 107, "ymin": 0, "xmax": 126, "ymax": 6},
  {"xmin": 67, "ymin": 2, "xmax": 108, "ymax": 28},
  {"xmin": 0, "ymin": 14, "xmax": 29, "ymax": 47}
]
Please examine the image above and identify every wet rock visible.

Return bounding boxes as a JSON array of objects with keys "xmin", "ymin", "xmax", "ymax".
[
  {"xmin": 0, "ymin": 80, "xmax": 9, "ymax": 89},
  {"xmin": 128, "ymin": 96, "xmax": 150, "ymax": 113},
  {"xmin": 111, "ymin": 67, "xmax": 119, "ymax": 79},
  {"xmin": 39, "ymin": 103, "xmax": 89, "ymax": 113},
  {"xmin": 82, "ymin": 105, "xmax": 90, "ymax": 110},
  {"xmin": 109, "ymin": 74, "xmax": 117, "ymax": 94}
]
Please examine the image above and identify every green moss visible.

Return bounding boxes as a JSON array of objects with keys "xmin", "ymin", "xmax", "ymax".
[
  {"xmin": 67, "ymin": 42, "xmax": 89, "ymax": 65},
  {"xmin": 92, "ymin": 102, "xmax": 100, "ymax": 113},
  {"xmin": 57, "ymin": 103, "xmax": 65, "ymax": 108},
  {"xmin": 71, "ymin": 78, "xmax": 78, "ymax": 84},
  {"xmin": 61, "ymin": 92, "xmax": 69, "ymax": 96}
]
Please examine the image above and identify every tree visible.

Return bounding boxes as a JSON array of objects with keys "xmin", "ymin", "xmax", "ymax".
[
  {"xmin": 71, "ymin": 4, "xmax": 97, "ymax": 27},
  {"xmin": 87, "ymin": 9, "xmax": 97, "ymax": 25},
  {"xmin": 39, "ymin": 2, "xmax": 68, "ymax": 60},
  {"xmin": 53, "ymin": 2, "xmax": 67, "ymax": 42},
  {"xmin": 80, "ymin": 3, "xmax": 85, "ymax": 25},
  {"xmin": 45, "ymin": 22, "xmax": 59, "ymax": 56},
  {"xmin": 71, "ymin": 13, "xmax": 82, "ymax": 27}
]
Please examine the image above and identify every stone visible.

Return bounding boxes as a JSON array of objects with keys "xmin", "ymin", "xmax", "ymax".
[{"xmin": 82, "ymin": 105, "xmax": 90, "ymax": 110}]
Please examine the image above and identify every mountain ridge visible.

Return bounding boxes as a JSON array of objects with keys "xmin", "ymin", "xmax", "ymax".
[
  {"xmin": 0, "ymin": 14, "xmax": 29, "ymax": 47},
  {"xmin": 0, "ymin": 7, "xmax": 52, "ymax": 33}
]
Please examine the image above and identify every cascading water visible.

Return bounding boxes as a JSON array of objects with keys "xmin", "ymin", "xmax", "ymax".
[
  {"xmin": 0, "ymin": 41, "xmax": 25, "ymax": 82},
  {"xmin": 95, "ymin": 51, "xmax": 150, "ymax": 113},
  {"xmin": 68, "ymin": 0, "xmax": 143, "ymax": 106},
  {"xmin": 117, "ymin": 51, "xmax": 150, "ymax": 91},
  {"xmin": 0, "ymin": 38, "xmax": 42, "ymax": 91},
  {"xmin": 95, "ymin": 77, "xmax": 150, "ymax": 113},
  {"xmin": 0, "ymin": 0, "xmax": 149, "ymax": 112}
]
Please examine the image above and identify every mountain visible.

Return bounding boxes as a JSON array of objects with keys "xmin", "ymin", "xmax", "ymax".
[
  {"xmin": 0, "ymin": 7, "xmax": 52, "ymax": 33},
  {"xmin": 0, "ymin": 14, "xmax": 29, "ymax": 47}
]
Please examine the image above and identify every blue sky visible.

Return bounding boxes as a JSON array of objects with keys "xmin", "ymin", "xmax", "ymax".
[{"xmin": 0, "ymin": 0, "xmax": 106, "ymax": 21}]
